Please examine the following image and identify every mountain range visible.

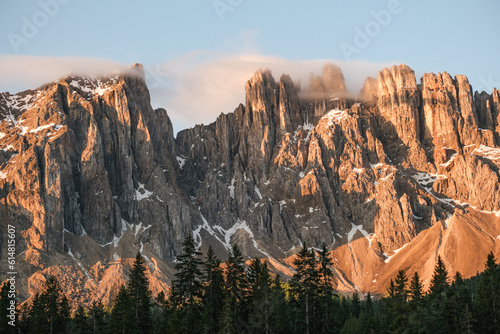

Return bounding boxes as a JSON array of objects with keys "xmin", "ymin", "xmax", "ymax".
[{"xmin": 1, "ymin": 62, "xmax": 499, "ymax": 306}]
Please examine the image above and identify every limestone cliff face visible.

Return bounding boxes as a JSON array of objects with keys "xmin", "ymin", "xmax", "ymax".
[
  {"xmin": 0, "ymin": 65, "xmax": 196, "ymax": 302},
  {"xmin": 2, "ymin": 63, "xmax": 500, "ymax": 305}
]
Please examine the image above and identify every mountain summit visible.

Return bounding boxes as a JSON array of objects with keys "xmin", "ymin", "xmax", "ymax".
[{"xmin": 1, "ymin": 63, "xmax": 500, "ymax": 305}]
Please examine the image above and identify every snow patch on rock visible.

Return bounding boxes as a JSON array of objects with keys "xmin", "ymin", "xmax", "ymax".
[{"xmin": 135, "ymin": 183, "xmax": 153, "ymax": 201}]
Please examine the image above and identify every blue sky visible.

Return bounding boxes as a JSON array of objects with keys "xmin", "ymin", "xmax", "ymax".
[{"xmin": 1, "ymin": 0, "xmax": 499, "ymax": 131}]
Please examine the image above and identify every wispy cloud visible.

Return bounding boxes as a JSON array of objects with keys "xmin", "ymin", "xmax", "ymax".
[
  {"xmin": 150, "ymin": 52, "xmax": 394, "ymax": 132},
  {"xmin": 0, "ymin": 55, "xmax": 126, "ymax": 93},
  {"xmin": 0, "ymin": 53, "xmax": 394, "ymax": 133}
]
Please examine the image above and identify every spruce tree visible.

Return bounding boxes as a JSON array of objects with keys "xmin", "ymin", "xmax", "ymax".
[
  {"xmin": 474, "ymin": 251, "xmax": 499, "ymax": 334},
  {"xmin": 88, "ymin": 300, "xmax": 106, "ymax": 334},
  {"xmin": 247, "ymin": 259, "xmax": 272, "ymax": 334},
  {"xmin": 108, "ymin": 285, "xmax": 133, "ymax": 334},
  {"xmin": 315, "ymin": 244, "xmax": 333, "ymax": 333},
  {"xmin": 429, "ymin": 255, "xmax": 449, "ymax": 297},
  {"xmin": 154, "ymin": 291, "xmax": 170, "ymax": 333},
  {"xmin": 318, "ymin": 244, "xmax": 335, "ymax": 297},
  {"xmin": 23, "ymin": 276, "xmax": 71, "ymax": 334},
  {"xmin": 268, "ymin": 275, "xmax": 292, "ymax": 334},
  {"xmin": 41, "ymin": 276, "xmax": 69, "ymax": 333},
  {"xmin": 59, "ymin": 295, "xmax": 71, "ymax": 332},
  {"xmin": 218, "ymin": 295, "xmax": 236, "ymax": 334},
  {"xmin": 172, "ymin": 232, "xmax": 204, "ymax": 306},
  {"xmin": 386, "ymin": 270, "xmax": 409, "ymax": 333},
  {"xmin": 409, "ymin": 271, "xmax": 423, "ymax": 303},
  {"xmin": 317, "ymin": 243, "xmax": 335, "ymax": 334},
  {"xmin": 71, "ymin": 305, "xmax": 90, "ymax": 334},
  {"xmin": 127, "ymin": 252, "xmax": 152, "ymax": 333},
  {"xmin": 224, "ymin": 244, "xmax": 249, "ymax": 332},
  {"xmin": 444, "ymin": 271, "xmax": 473, "ymax": 334},
  {"xmin": 387, "ymin": 278, "xmax": 396, "ymax": 298},
  {"xmin": 394, "ymin": 269, "xmax": 408, "ymax": 302},
  {"xmin": 29, "ymin": 292, "xmax": 48, "ymax": 333},
  {"xmin": 225, "ymin": 244, "xmax": 248, "ymax": 304},
  {"xmin": 351, "ymin": 291, "xmax": 361, "ymax": 318},
  {"xmin": 291, "ymin": 243, "xmax": 319, "ymax": 334},
  {"xmin": 202, "ymin": 245, "xmax": 225, "ymax": 334}
]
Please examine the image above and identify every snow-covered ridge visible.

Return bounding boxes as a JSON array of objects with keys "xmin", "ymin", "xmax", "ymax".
[
  {"xmin": 473, "ymin": 145, "xmax": 500, "ymax": 162},
  {"xmin": 347, "ymin": 222, "xmax": 373, "ymax": 245},
  {"xmin": 97, "ymin": 219, "xmax": 151, "ymax": 248},
  {"xmin": 0, "ymin": 91, "xmax": 65, "ymax": 141},
  {"xmin": 67, "ymin": 75, "xmax": 119, "ymax": 97},
  {"xmin": 411, "ymin": 171, "xmax": 447, "ymax": 187},
  {"xmin": 384, "ymin": 242, "xmax": 409, "ymax": 263},
  {"xmin": 322, "ymin": 109, "xmax": 347, "ymax": 126},
  {"xmin": 0, "ymin": 91, "xmax": 40, "ymax": 114},
  {"xmin": 193, "ymin": 212, "xmax": 270, "ymax": 257}
]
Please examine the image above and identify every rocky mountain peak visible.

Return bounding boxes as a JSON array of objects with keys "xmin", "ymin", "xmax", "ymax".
[
  {"xmin": 321, "ymin": 63, "xmax": 346, "ymax": 94},
  {"xmin": 2, "ymin": 63, "xmax": 500, "ymax": 307}
]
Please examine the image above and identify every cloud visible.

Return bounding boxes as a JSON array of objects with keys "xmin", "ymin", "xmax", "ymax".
[
  {"xmin": 0, "ymin": 53, "xmax": 395, "ymax": 134},
  {"xmin": 0, "ymin": 55, "xmax": 126, "ymax": 93},
  {"xmin": 147, "ymin": 52, "xmax": 395, "ymax": 133}
]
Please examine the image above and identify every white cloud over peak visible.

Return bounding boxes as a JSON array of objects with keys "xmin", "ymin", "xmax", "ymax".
[
  {"xmin": 146, "ymin": 52, "xmax": 395, "ymax": 132},
  {"xmin": 0, "ymin": 53, "xmax": 396, "ymax": 133},
  {"xmin": 0, "ymin": 55, "xmax": 126, "ymax": 93}
]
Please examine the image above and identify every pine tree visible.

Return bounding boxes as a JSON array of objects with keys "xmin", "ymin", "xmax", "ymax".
[
  {"xmin": 88, "ymin": 300, "xmax": 106, "ymax": 334},
  {"xmin": 268, "ymin": 276, "xmax": 292, "ymax": 334},
  {"xmin": 394, "ymin": 269, "xmax": 408, "ymax": 302},
  {"xmin": 71, "ymin": 305, "xmax": 90, "ymax": 334},
  {"xmin": 351, "ymin": 291, "xmax": 361, "ymax": 318},
  {"xmin": 317, "ymin": 244, "xmax": 335, "ymax": 297},
  {"xmin": 409, "ymin": 271, "xmax": 423, "ymax": 303},
  {"xmin": 127, "ymin": 252, "xmax": 153, "ymax": 333},
  {"xmin": 387, "ymin": 279, "xmax": 396, "ymax": 298},
  {"xmin": 316, "ymin": 244, "xmax": 335, "ymax": 333},
  {"xmin": 247, "ymin": 259, "xmax": 272, "ymax": 334},
  {"xmin": 218, "ymin": 295, "xmax": 236, "ymax": 334},
  {"xmin": 444, "ymin": 271, "xmax": 473, "ymax": 334},
  {"xmin": 224, "ymin": 244, "xmax": 249, "ymax": 332},
  {"xmin": 429, "ymin": 255, "xmax": 449, "ymax": 297},
  {"xmin": 41, "ymin": 276, "xmax": 69, "ymax": 333},
  {"xmin": 202, "ymin": 245, "xmax": 225, "ymax": 334},
  {"xmin": 28, "ymin": 292, "xmax": 49, "ymax": 333},
  {"xmin": 291, "ymin": 243, "xmax": 319, "ymax": 334},
  {"xmin": 59, "ymin": 295, "xmax": 71, "ymax": 331},
  {"xmin": 474, "ymin": 251, "xmax": 499, "ymax": 334},
  {"xmin": 171, "ymin": 233, "xmax": 204, "ymax": 333},
  {"xmin": 172, "ymin": 232, "xmax": 204, "ymax": 306},
  {"xmin": 386, "ymin": 270, "xmax": 409, "ymax": 333},
  {"xmin": 225, "ymin": 244, "xmax": 248, "ymax": 304},
  {"xmin": 154, "ymin": 291, "xmax": 170, "ymax": 333},
  {"xmin": 108, "ymin": 285, "xmax": 133, "ymax": 334},
  {"xmin": 23, "ymin": 276, "xmax": 71, "ymax": 334}
]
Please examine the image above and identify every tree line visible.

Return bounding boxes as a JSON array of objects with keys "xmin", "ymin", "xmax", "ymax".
[{"xmin": 1, "ymin": 233, "xmax": 499, "ymax": 333}]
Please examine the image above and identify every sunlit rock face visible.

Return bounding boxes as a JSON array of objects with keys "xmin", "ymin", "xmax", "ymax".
[{"xmin": 1, "ymin": 63, "xmax": 500, "ymax": 306}]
